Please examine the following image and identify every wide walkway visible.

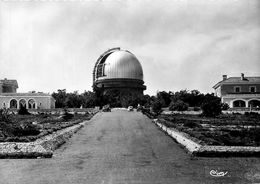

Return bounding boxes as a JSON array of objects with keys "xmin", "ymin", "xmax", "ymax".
[{"xmin": 0, "ymin": 110, "xmax": 260, "ymax": 184}]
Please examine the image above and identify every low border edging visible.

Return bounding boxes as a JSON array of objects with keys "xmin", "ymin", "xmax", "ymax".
[
  {"xmin": 0, "ymin": 122, "xmax": 85, "ymax": 159},
  {"xmin": 153, "ymin": 119, "xmax": 260, "ymax": 157}
]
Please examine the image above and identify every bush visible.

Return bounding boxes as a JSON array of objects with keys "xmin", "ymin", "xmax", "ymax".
[
  {"xmin": 0, "ymin": 108, "xmax": 11, "ymax": 123},
  {"xmin": 183, "ymin": 121, "xmax": 202, "ymax": 128},
  {"xmin": 102, "ymin": 104, "xmax": 111, "ymax": 112},
  {"xmin": 169, "ymin": 100, "xmax": 189, "ymax": 112},
  {"xmin": 245, "ymin": 112, "xmax": 260, "ymax": 116},
  {"xmin": 201, "ymin": 98, "xmax": 222, "ymax": 117},
  {"xmin": 151, "ymin": 100, "xmax": 162, "ymax": 116},
  {"xmin": 221, "ymin": 103, "xmax": 230, "ymax": 110},
  {"xmin": 62, "ymin": 109, "xmax": 74, "ymax": 121},
  {"xmin": 18, "ymin": 106, "xmax": 30, "ymax": 115},
  {"xmin": 12, "ymin": 123, "xmax": 41, "ymax": 136}
]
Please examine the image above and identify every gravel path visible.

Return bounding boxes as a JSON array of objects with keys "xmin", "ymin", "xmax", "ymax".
[{"xmin": 0, "ymin": 110, "xmax": 260, "ymax": 184}]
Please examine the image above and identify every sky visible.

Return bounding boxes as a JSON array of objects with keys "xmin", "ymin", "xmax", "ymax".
[{"xmin": 0, "ymin": 0, "xmax": 260, "ymax": 95}]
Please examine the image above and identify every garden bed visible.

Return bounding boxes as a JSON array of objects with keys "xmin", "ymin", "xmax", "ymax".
[
  {"xmin": 0, "ymin": 111, "xmax": 95, "ymax": 143},
  {"xmin": 158, "ymin": 113, "xmax": 260, "ymax": 146}
]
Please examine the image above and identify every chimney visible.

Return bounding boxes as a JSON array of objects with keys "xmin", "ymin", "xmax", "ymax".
[
  {"xmin": 241, "ymin": 73, "xmax": 244, "ymax": 80},
  {"xmin": 222, "ymin": 75, "xmax": 227, "ymax": 80}
]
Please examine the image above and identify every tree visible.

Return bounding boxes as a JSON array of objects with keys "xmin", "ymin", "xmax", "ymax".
[
  {"xmin": 52, "ymin": 89, "xmax": 98, "ymax": 108},
  {"xmin": 81, "ymin": 91, "xmax": 97, "ymax": 108},
  {"xmin": 141, "ymin": 94, "xmax": 152, "ymax": 107},
  {"xmin": 201, "ymin": 94, "xmax": 222, "ymax": 117},
  {"xmin": 52, "ymin": 89, "xmax": 67, "ymax": 108},
  {"xmin": 65, "ymin": 91, "xmax": 82, "ymax": 108},
  {"xmin": 156, "ymin": 91, "xmax": 171, "ymax": 107},
  {"xmin": 169, "ymin": 100, "xmax": 189, "ymax": 112},
  {"xmin": 170, "ymin": 89, "xmax": 205, "ymax": 107},
  {"xmin": 151, "ymin": 100, "xmax": 162, "ymax": 116}
]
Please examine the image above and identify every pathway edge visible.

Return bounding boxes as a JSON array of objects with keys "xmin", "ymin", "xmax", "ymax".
[{"xmin": 153, "ymin": 119, "xmax": 260, "ymax": 157}]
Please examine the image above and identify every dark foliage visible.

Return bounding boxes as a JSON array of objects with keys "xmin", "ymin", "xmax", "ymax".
[
  {"xmin": 141, "ymin": 108, "xmax": 156, "ymax": 119},
  {"xmin": 159, "ymin": 114, "xmax": 260, "ymax": 146},
  {"xmin": 156, "ymin": 91, "xmax": 172, "ymax": 107},
  {"xmin": 52, "ymin": 89, "xmax": 98, "ymax": 108},
  {"xmin": 151, "ymin": 100, "xmax": 163, "ymax": 116},
  {"xmin": 170, "ymin": 90, "xmax": 205, "ymax": 107},
  {"xmin": 102, "ymin": 104, "xmax": 111, "ymax": 112},
  {"xmin": 244, "ymin": 111, "xmax": 260, "ymax": 117},
  {"xmin": 183, "ymin": 121, "xmax": 202, "ymax": 128},
  {"xmin": 169, "ymin": 100, "xmax": 189, "ymax": 111},
  {"xmin": 221, "ymin": 103, "xmax": 230, "ymax": 110},
  {"xmin": 18, "ymin": 105, "xmax": 30, "ymax": 115},
  {"xmin": 62, "ymin": 109, "xmax": 74, "ymax": 121},
  {"xmin": 201, "ymin": 94, "xmax": 222, "ymax": 117},
  {"xmin": 12, "ymin": 123, "xmax": 40, "ymax": 136},
  {"xmin": 52, "ymin": 88, "xmax": 221, "ymax": 111},
  {"xmin": 0, "ymin": 108, "xmax": 11, "ymax": 123},
  {"xmin": 52, "ymin": 89, "xmax": 67, "ymax": 108}
]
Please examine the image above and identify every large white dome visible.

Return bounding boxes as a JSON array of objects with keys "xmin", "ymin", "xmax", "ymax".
[{"xmin": 97, "ymin": 50, "xmax": 143, "ymax": 81}]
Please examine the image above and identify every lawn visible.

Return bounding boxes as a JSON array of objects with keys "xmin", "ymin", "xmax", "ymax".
[
  {"xmin": 158, "ymin": 112, "xmax": 260, "ymax": 146},
  {"xmin": 0, "ymin": 111, "xmax": 95, "ymax": 142}
]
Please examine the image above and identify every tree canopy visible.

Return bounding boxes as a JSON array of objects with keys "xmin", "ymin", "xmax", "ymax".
[{"xmin": 51, "ymin": 89, "xmax": 220, "ymax": 111}]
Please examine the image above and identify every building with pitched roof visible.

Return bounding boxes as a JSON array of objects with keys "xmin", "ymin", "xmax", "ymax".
[
  {"xmin": 0, "ymin": 79, "xmax": 55, "ymax": 109},
  {"xmin": 213, "ymin": 73, "xmax": 260, "ymax": 109}
]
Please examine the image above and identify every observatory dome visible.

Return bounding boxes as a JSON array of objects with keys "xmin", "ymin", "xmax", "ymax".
[
  {"xmin": 93, "ymin": 48, "xmax": 146, "ymax": 107},
  {"xmin": 101, "ymin": 50, "xmax": 143, "ymax": 80}
]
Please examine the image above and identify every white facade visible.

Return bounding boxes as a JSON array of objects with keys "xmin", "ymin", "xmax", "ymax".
[
  {"xmin": 0, "ymin": 93, "xmax": 55, "ymax": 109},
  {"xmin": 213, "ymin": 74, "xmax": 260, "ymax": 109},
  {"xmin": 0, "ymin": 79, "xmax": 55, "ymax": 109}
]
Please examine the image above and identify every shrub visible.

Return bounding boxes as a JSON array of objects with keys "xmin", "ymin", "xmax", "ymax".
[
  {"xmin": 183, "ymin": 121, "xmax": 202, "ymax": 128},
  {"xmin": 221, "ymin": 103, "xmax": 230, "ymax": 110},
  {"xmin": 141, "ymin": 108, "xmax": 154, "ymax": 118},
  {"xmin": 0, "ymin": 108, "xmax": 11, "ymax": 123},
  {"xmin": 169, "ymin": 100, "xmax": 189, "ymax": 112},
  {"xmin": 102, "ymin": 104, "xmax": 111, "ymax": 112},
  {"xmin": 62, "ymin": 109, "xmax": 74, "ymax": 121},
  {"xmin": 12, "ymin": 123, "xmax": 41, "ymax": 136},
  {"xmin": 245, "ymin": 112, "xmax": 260, "ymax": 116},
  {"xmin": 18, "ymin": 106, "xmax": 30, "ymax": 115},
  {"xmin": 151, "ymin": 100, "xmax": 162, "ymax": 116},
  {"xmin": 201, "ymin": 98, "xmax": 222, "ymax": 117}
]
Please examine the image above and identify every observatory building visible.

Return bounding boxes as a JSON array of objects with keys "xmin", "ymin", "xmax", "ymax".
[
  {"xmin": 93, "ymin": 48, "xmax": 146, "ymax": 105},
  {"xmin": 0, "ymin": 78, "xmax": 55, "ymax": 109}
]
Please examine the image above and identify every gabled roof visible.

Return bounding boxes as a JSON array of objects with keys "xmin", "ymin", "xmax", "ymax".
[{"xmin": 213, "ymin": 76, "xmax": 260, "ymax": 89}]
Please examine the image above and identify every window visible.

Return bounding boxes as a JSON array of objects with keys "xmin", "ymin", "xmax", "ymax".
[
  {"xmin": 234, "ymin": 86, "xmax": 241, "ymax": 93},
  {"xmin": 10, "ymin": 99, "xmax": 18, "ymax": 109},
  {"xmin": 28, "ymin": 99, "xmax": 36, "ymax": 109},
  {"xmin": 250, "ymin": 86, "xmax": 256, "ymax": 93},
  {"xmin": 19, "ymin": 99, "xmax": 26, "ymax": 109},
  {"xmin": 96, "ymin": 63, "xmax": 106, "ymax": 78},
  {"xmin": 233, "ymin": 100, "xmax": 246, "ymax": 107}
]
